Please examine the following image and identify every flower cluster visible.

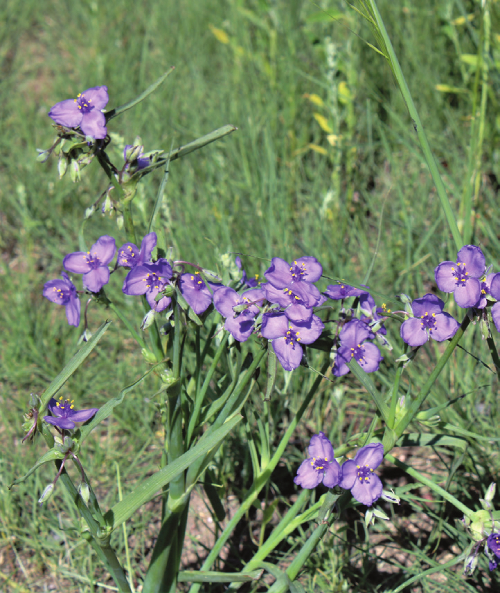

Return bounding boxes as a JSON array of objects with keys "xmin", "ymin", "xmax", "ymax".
[{"xmin": 294, "ymin": 432, "xmax": 384, "ymax": 507}]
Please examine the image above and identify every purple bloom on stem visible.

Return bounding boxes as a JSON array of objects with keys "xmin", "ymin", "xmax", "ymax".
[
  {"xmin": 400, "ymin": 294, "xmax": 459, "ymax": 347},
  {"xmin": 117, "ymin": 232, "xmax": 157, "ymax": 268},
  {"xmin": 123, "ymin": 145, "xmax": 150, "ymax": 170},
  {"xmin": 435, "ymin": 245, "xmax": 485, "ymax": 308},
  {"xmin": 214, "ymin": 287, "xmax": 265, "ymax": 341},
  {"xmin": 63, "ymin": 236, "xmax": 116, "ymax": 293},
  {"xmin": 339, "ymin": 443, "xmax": 384, "ymax": 506},
  {"xmin": 261, "ymin": 311, "xmax": 324, "ymax": 371},
  {"xmin": 43, "ymin": 272, "xmax": 81, "ymax": 327},
  {"xmin": 359, "ymin": 292, "xmax": 387, "ymax": 336},
  {"xmin": 43, "ymin": 396, "xmax": 98, "ymax": 430},
  {"xmin": 235, "ymin": 256, "xmax": 259, "ymax": 288},
  {"xmin": 265, "ymin": 256, "xmax": 322, "ymax": 290},
  {"xmin": 122, "ymin": 259, "xmax": 173, "ymax": 312},
  {"xmin": 48, "ymin": 86, "xmax": 109, "ymax": 139},
  {"xmin": 333, "ymin": 319, "xmax": 382, "ymax": 377},
  {"xmin": 324, "ymin": 282, "xmax": 366, "ymax": 300},
  {"xmin": 294, "ymin": 432, "xmax": 341, "ymax": 489},
  {"xmin": 179, "ymin": 272, "xmax": 213, "ymax": 314},
  {"xmin": 263, "ymin": 282, "xmax": 326, "ymax": 324},
  {"xmin": 487, "ymin": 533, "xmax": 500, "ymax": 571}
]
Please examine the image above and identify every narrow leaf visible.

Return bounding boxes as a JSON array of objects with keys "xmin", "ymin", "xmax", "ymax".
[
  {"xmin": 10, "ymin": 449, "xmax": 64, "ymax": 487},
  {"xmin": 347, "ymin": 359, "xmax": 389, "ymax": 421}
]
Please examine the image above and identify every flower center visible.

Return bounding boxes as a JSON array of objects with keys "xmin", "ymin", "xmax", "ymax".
[
  {"xmin": 289, "ymin": 260, "xmax": 307, "ymax": 282},
  {"xmin": 190, "ymin": 272, "xmax": 204, "ymax": 291},
  {"xmin": 350, "ymin": 343, "xmax": 365, "ymax": 364},
  {"xmin": 144, "ymin": 272, "xmax": 167, "ymax": 291},
  {"xmin": 83, "ymin": 251, "xmax": 103, "ymax": 270},
  {"xmin": 55, "ymin": 396, "xmax": 75, "ymax": 418},
  {"xmin": 450, "ymin": 262, "xmax": 468, "ymax": 285},
  {"xmin": 420, "ymin": 311, "xmax": 437, "ymax": 331},
  {"xmin": 356, "ymin": 463, "xmax": 374, "ymax": 484},
  {"xmin": 311, "ymin": 457, "xmax": 328, "ymax": 473},
  {"xmin": 75, "ymin": 93, "xmax": 94, "ymax": 114},
  {"xmin": 284, "ymin": 327, "xmax": 301, "ymax": 347}
]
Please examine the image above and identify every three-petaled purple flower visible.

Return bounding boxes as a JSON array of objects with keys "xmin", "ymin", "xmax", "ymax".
[
  {"xmin": 122, "ymin": 258, "xmax": 173, "ymax": 312},
  {"xmin": 324, "ymin": 282, "xmax": 366, "ymax": 300},
  {"xmin": 435, "ymin": 245, "xmax": 485, "ymax": 308},
  {"xmin": 43, "ymin": 396, "xmax": 98, "ymax": 430},
  {"xmin": 48, "ymin": 86, "xmax": 109, "ymax": 139},
  {"xmin": 43, "ymin": 272, "xmax": 81, "ymax": 327},
  {"xmin": 294, "ymin": 432, "xmax": 341, "ymax": 489},
  {"xmin": 264, "ymin": 257, "xmax": 322, "ymax": 307},
  {"xmin": 117, "ymin": 232, "xmax": 157, "ymax": 268},
  {"xmin": 333, "ymin": 319, "xmax": 382, "ymax": 377},
  {"xmin": 487, "ymin": 533, "xmax": 500, "ymax": 571},
  {"xmin": 214, "ymin": 287, "xmax": 265, "ymax": 341},
  {"xmin": 63, "ymin": 236, "xmax": 116, "ymax": 293},
  {"xmin": 261, "ymin": 311, "xmax": 324, "ymax": 371},
  {"xmin": 400, "ymin": 294, "xmax": 459, "ymax": 347},
  {"xmin": 339, "ymin": 443, "xmax": 384, "ymax": 506},
  {"xmin": 263, "ymin": 282, "xmax": 326, "ymax": 324},
  {"xmin": 179, "ymin": 272, "xmax": 213, "ymax": 314}
]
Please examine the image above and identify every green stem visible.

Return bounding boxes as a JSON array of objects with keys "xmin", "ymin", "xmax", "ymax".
[
  {"xmin": 486, "ymin": 336, "xmax": 500, "ymax": 382},
  {"xmin": 387, "ymin": 344, "xmax": 407, "ymax": 429},
  {"xmin": 385, "ymin": 452, "xmax": 473, "ymax": 518},
  {"xmin": 365, "ymin": 0, "xmax": 462, "ymax": 251},
  {"xmin": 108, "ymin": 302, "xmax": 147, "ymax": 350}
]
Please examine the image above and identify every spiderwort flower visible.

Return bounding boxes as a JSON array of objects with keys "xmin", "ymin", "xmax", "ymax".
[
  {"xmin": 214, "ymin": 287, "xmax": 266, "ymax": 341},
  {"xmin": 264, "ymin": 257, "xmax": 322, "ymax": 303},
  {"xmin": 48, "ymin": 86, "xmax": 109, "ymax": 139},
  {"xmin": 324, "ymin": 282, "xmax": 366, "ymax": 300},
  {"xmin": 179, "ymin": 271, "xmax": 213, "ymax": 315},
  {"xmin": 261, "ymin": 311, "xmax": 324, "ymax": 371},
  {"xmin": 43, "ymin": 396, "xmax": 98, "ymax": 430},
  {"xmin": 487, "ymin": 533, "xmax": 500, "ymax": 571},
  {"xmin": 263, "ymin": 282, "xmax": 326, "ymax": 324},
  {"xmin": 43, "ymin": 272, "xmax": 80, "ymax": 326},
  {"xmin": 294, "ymin": 432, "xmax": 341, "ymax": 489},
  {"xmin": 122, "ymin": 259, "xmax": 173, "ymax": 312},
  {"xmin": 117, "ymin": 232, "xmax": 157, "ymax": 268},
  {"xmin": 63, "ymin": 236, "xmax": 116, "ymax": 293},
  {"xmin": 435, "ymin": 245, "xmax": 485, "ymax": 308},
  {"xmin": 333, "ymin": 319, "xmax": 382, "ymax": 377},
  {"xmin": 339, "ymin": 443, "xmax": 384, "ymax": 506},
  {"xmin": 400, "ymin": 294, "xmax": 459, "ymax": 347}
]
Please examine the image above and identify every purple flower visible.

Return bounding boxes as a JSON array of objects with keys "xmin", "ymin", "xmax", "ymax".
[
  {"xmin": 359, "ymin": 292, "xmax": 387, "ymax": 336},
  {"xmin": 63, "ymin": 236, "xmax": 116, "ymax": 293},
  {"xmin": 214, "ymin": 287, "xmax": 265, "ymax": 341},
  {"xmin": 261, "ymin": 311, "xmax": 324, "ymax": 371},
  {"xmin": 324, "ymin": 282, "xmax": 366, "ymax": 300},
  {"xmin": 487, "ymin": 533, "xmax": 500, "ymax": 571},
  {"xmin": 43, "ymin": 272, "xmax": 81, "ymax": 327},
  {"xmin": 265, "ymin": 256, "xmax": 322, "ymax": 292},
  {"xmin": 48, "ymin": 86, "xmax": 109, "ymax": 139},
  {"xmin": 263, "ymin": 282, "xmax": 326, "ymax": 324},
  {"xmin": 179, "ymin": 272, "xmax": 213, "ymax": 314},
  {"xmin": 294, "ymin": 432, "xmax": 341, "ymax": 489},
  {"xmin": 339, "ymin": 443, "xmax": 384, "ymax": 506},
  {"xmin": 400, "ymin": 294, "xmax": 459, "ymax": 347},
  {"xmin": 43, "ymin": 396, "xmax": 98, "ymax": 430},
  {"xmin": 117, "ymin": 232, "xmax": 157, "ymax": 268},
  {"xmin": 435, "ymin": 245, "xmax": 485, "ymax": 308},
  {"xmin": 122, "ymin": 259, "xmax": 173, "ymax": 312},
  {"xmin": 124, "ymin": 145, "xmax": 150, "ymax": 170},
  {"xmin": 333, "ymin": 319, "xmax": 382, "ymax": 377}
]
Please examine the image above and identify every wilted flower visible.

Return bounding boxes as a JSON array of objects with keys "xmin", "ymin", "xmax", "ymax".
[
  {"xmin": 48, "ymin": 86, "xmax": 109, "ymax": 139},
  {"xmin": 123, "ymin": 144, "xmax": 150, "ymax": 170},
  {"xmin": 339, "ymin": 443, "xmax": 384, "ymax": 506},
  {"xmin": 117, "ymin": 232, "xmax": 157, "ymax": 268},
  {"xmin": 400, "ymin": 294, "xmax": 459, "ymax": 347},
  {"xmin": 63, "ymin": 236, "xmax": 116, "ymax": 293},
  {"xmin": 333, "ymin": 319, "xmax": 382, "ymax": 377},
  {"xmin": 261, "ymin": 311, "xmax": 324, "ymax": 371},
  {"xmin": 435, "ymin": 245, "xmax": 485, "ymax": 308},
  {"xmin": 235, "ymin": 256, "xmax": 259, "ymax": 287},
  {"xmin": 122, "ymin": 258, "xmax": 173, "ymax": 312},
  {"xmin": 487, "ymin": 533, "xmax": 500, "ymax": 571},
  {"xmin": 43, "ymin": 396, "xmax": 98, "ymax": 430},
  {"xmin": 294, "ymin": 432, "xmax": 341, "ymax": 489},
  {"xmin": 43, "ymin": 272, "xmax": 81, "ymax": 326},
  {"xmin": 179, "ymin": 271, "xmax": 213, "ymax": 314}
]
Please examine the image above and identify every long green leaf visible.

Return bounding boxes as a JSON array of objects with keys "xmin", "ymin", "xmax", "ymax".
[
  {"xmin": 347, "ymin": 358, "xmax": 389, "ymax": 421},
  {"xmin": 106, "ymin": 67, "xmax": 175, "ymax": 122},
  {"xmin": 178, "ymin": 570, "xmax": 263, "ymax": 583},
  {"xmin": 106, "ymin": 414, "xmax": 242, "ymax": 530},
  {"xmin": 9, "ymin": 449, "xmax": 64, "ymax": 487}
]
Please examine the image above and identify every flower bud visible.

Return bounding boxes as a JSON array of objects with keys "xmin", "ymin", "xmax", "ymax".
[
  {"xmin": 38, "ymin": 483, "xmax": 55, "ymax": 504},
  {"xmin": 381, "ymin": 489, "xmax": 400, "ymax": 504},
  {"xmin": 79, "ymin": 482, "xmax": 90, "ymax": 505},
  {"xmin": 58, "ymin": 155, "xmax": 68, "ymax": 178},
  {"xmin": 141, "ymin": 309, "xmax": 157, "ymax": 331},
  {"xmin": 141, "ymin": 348, "xmax": 157, "ymax": 364}
]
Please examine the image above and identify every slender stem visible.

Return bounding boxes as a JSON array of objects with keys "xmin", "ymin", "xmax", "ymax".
[
  {"xmin": 486, "ymin": 336, "xmax": 500, "ymax": 382},
  {"xmin": 366, "ymin": 0, "xmax": 462, "ymax": 251},
  {"xmin": 387, "ymin": 344, "xmax": 407, "ymax": 429},
  {"xmin": 385, "ymin": 452, "xmax": 473, "ymax": 518},
  {"xmin": 108, "ymin": 302, "xmax": 147, "ymax": 350}
]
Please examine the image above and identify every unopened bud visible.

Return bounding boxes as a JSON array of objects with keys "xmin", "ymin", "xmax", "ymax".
[
  {"xmin": 38, "ymin": 484, "xmax": 55, "ymax": 504},
  {"xmin": 141, "ymin": 309, "xmax": 157, "ymax": 331},
  {"xmin": 79, "ymin": 482, "xmax": 90, "ymax": 505}
]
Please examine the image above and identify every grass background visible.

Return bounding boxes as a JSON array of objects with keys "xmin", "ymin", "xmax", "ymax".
[{"xmin": 2, "ymin": 0, "xmax": 500, "ymax": 591}]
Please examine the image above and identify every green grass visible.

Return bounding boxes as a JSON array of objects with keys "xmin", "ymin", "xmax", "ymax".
[{"xmin": 2, "ymin": 0, "xmax": 500, "ymax": 590}]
